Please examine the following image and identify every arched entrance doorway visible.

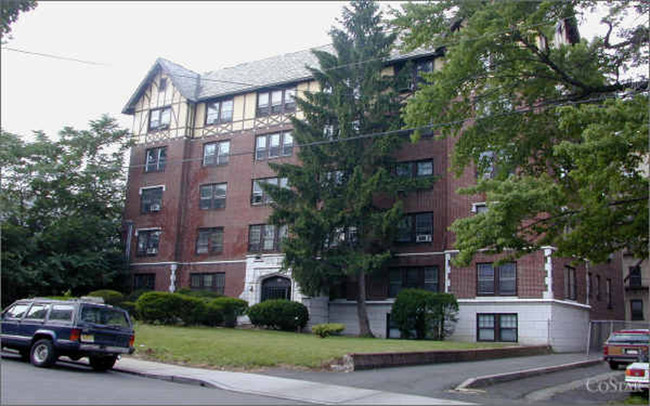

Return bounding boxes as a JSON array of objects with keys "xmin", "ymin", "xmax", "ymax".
[{"xmin": 261, "ymin": 276, "xmax": 291, "ymax": 302}]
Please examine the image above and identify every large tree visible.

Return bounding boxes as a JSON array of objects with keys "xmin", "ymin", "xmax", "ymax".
[
  {"xmin": 1, "ymin": 0, "xmax": 36, "ymax": 42},
  {"xmin": 0, "ymin": 116, "xmax": 132, "ymax": 305},
  {"xmin": 393, "ymin": 0, "xmax": 648, "ymax": 266},
  {"xmin": 266, "ymin": 0, "xmax": 430, "ymax": 336}
]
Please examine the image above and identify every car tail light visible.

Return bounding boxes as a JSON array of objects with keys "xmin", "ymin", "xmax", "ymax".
[
  {"xmin": 129, "ymin": 335, "xmax": 135, "ymax": 347},
  {"xmin": 603, "ymin": 346, "xmax": 608, "ymax": 356},
  {"xmin": 69, "ymin": 328, "xmax": 81, "ymax": 342},
  {"xmin": 626, "ymin": 368, "xmax": 645, "ymax": 377}
]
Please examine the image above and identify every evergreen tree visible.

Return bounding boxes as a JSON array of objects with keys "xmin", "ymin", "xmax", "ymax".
[
  {"xmin": 266, "ymin": 0, "xmax": 431, "ymax": 337},
  {"xmin": 393, "ymin": 1, "xmax": 648, "ymax": 266}
]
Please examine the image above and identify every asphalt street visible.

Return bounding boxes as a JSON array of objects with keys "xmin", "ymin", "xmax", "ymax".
[{"xmin": 0, "ymin": 354, "xmax": 304, "ymax": 405}]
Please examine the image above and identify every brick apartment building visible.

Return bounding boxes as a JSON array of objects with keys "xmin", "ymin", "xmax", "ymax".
[{"xmin": 121, "ymin": 44, "xmax": 625, "ymax": 351}]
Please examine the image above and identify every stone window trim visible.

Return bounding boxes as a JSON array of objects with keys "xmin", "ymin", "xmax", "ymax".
[{"xmin": 471, "ymin": 202, "xmax": 488, "ymax": 214}]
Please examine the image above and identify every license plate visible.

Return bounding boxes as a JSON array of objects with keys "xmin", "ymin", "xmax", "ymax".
[
  {"xmin": 626, "ymin": 349, "xmax": 638, "ymax": 355},
  {"xmin": 81, "ymin": 334, "xmax": 94, "ymax": 343}
]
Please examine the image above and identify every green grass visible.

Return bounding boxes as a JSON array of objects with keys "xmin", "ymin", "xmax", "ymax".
[{"xmin": 131, "ymin": 323, "xmax": 508, "ymax": 370}]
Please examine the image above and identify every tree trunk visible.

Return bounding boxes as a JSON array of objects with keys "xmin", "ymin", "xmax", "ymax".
[{"xmin": 356, "ymin": 270, "xmax": 374, "ymax": 337}]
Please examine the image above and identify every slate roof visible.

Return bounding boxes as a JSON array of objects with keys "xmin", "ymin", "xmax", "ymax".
[{"xmin": 122, "ymin": 44, "xmax": 438, "ymax": 115}]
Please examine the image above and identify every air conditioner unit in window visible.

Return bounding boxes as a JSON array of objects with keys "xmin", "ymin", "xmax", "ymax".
[
  {"xmin": 150, "ymin": 204, "xmax": 161, "ymax": 212},
  {"xmin": 416, "ymin": 234, "xmax": 432, "ymax": 243},
  {"xmin": 146, "ymin": 248, "xmax": 158, "ymax": 255}
]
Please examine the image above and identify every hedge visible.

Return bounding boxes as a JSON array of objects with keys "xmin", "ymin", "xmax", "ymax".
[
  {"xmin": 391, "ymin": 289, "xmax": 459, "ymax": 340},
  {"xmin": 247, "ymin": 299, "xmax": 309, "ymax": 331},
  {"xmin": 311, "ymin": 323, "xmax": 345, "ymax": 338},
  {"xmin": 87, "ymin": 289, "xmax": 124, "ymax": 306},
  {"xmin": 211, "ymin": 297, "xmax": 248, "ymax": 327}
]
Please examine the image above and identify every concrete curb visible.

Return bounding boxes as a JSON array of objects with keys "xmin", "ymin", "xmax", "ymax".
[{"xmin": 454, "ymin": 358, "xmax": 604, "ymax": 391}]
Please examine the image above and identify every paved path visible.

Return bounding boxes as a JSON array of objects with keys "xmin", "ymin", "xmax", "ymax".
[
  {"xmin": 260, "ymin": 352, "xmax": 603, "ymax": 399},
  {"xmin": 116, "ymin": 357, "xmax": 473, "ymax": 405}
]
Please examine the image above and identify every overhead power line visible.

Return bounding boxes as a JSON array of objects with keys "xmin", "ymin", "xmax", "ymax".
[{"xmin": 1, "ymin": 47, "xmax": 111, "ymax": 66}]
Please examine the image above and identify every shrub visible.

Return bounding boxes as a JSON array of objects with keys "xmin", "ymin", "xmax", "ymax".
[
  {"xmin": 126, "ymin": 289, "xmax": 151, "ymax": 302},
  {"xmin": 119, "ymin": 301, "xmax": 137, "ymax": 318},
  {"xmin": 211, "ymin": 297, "xmax": 248, "ymax": 327},
  {"xmin": 135, "ymin": 292, "xmax": 187, "ymax": 324},
  {"xmin": 178, "ymin": 295, "xmax": 209, "ymax": 326},
  {"xmin": 247, "ymin": 299, "xmax": 309, "ymax": 331},
  {"xmin": 201, "ymin": 301, "xmax": 225, "ymax": 326},
  {"xmin": 176, "ymin": 288, "xmax": 223, "ymax": 299},
  {"xmin": 87, "ymin": 289, "xmax": 124, "ymax": 306},
  {"xmin": 391, "ymin": 289, "xmax": 459, "ymax": 340},
  {"xmin": 311, "ymin": 323, "xmax": 345, "ymax": 338}
]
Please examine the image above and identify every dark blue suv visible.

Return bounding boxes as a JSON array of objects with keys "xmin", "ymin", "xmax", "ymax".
[{"xmin": 1, "ymin": 297, "xmax": 135, "ymax": 370}]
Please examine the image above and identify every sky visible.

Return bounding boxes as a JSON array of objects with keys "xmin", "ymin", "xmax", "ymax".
[{"xmin": 0, "ymin": 1, "xmax": 628, "ymax": 140}]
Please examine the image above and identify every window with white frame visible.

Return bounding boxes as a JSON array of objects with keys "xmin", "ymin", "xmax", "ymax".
[
  {"xmin": 136, "ymin": 229, "xmax": 161, "ymax": 257},
  {"xmin": 149, "ymin": 107, "xmax": 171, "ymax": 131},
  {"xmin": 477, "ymin": 314, "xmax": 518, "ymax": 342},
  {"xmin": 396, "ymin": 212, "xmax": 433, "ymax": 243},
  {"xmin": 203, "ymin": 141, "xmax": 230, "ymax": 166},
  {"xmin": 248, "ymin": 224, "xmax": 288, "ymax": 252},
  {"xmin": 190, "ymin": 272, "xmax": 225, "ymax": 295},
  {"xmin": 477, "ymin": 262, "xmax": 517, "ymax": 296},
  {"xmin": 255, "ymin": 132, "xmax": 293, "ymax": 160},
  {"xmin": 256, "ymin": 87, "xmax": 296, "ymax": 116},
  {"xmin": 199, "ymin": 183, "xmax": 227, "ymax": 210},
  {"xmin": 206, "ymin": 99, "xmax": 234, "ymax": 125},
  {"xmin": 145, "ymin": 147, "xmax": 167, "ymax": 172},
  {"xmin": 251, "ymin": 177, "xmax": 288, "ymax": 206},
  {"xmin": 196, "ymin": 227, "xmax": 224, "ymax": 254}
]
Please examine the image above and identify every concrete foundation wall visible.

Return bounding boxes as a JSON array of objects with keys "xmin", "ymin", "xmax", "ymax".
[{"xmin": 327, "ymin": 300, "xmax": 393, "ymax": 338}]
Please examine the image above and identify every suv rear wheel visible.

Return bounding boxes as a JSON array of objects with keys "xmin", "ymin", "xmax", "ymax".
[
  {"xmin": 89, "ymin": 355, "xmax": 118, "ymax": 371},
  {"xmin": 30, "ymin": 339, "xmax": 57, "ymax": 368}
]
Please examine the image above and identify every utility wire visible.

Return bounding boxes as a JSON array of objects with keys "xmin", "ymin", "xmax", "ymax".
[{"xmin": 1, "ymin": 47, "xmax": 111, "ymax": 66}]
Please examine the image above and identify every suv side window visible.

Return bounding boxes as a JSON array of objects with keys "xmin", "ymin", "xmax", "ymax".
[
  {"xmin": 24, "ymin": 304, "xmax": 49, "ymax": 320},
  {"xmin": 48, "ymin": 304, "xmax": 75, "ymax": 322},
  {"xmin": 4, "ymin": 304, "xmax": 30, "ymax": 319}
]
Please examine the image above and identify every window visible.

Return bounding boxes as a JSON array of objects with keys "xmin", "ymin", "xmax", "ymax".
[
  {"xmin": 248, "ymin": 224, "xmax": 287, "ymax": 252},
  {"xmin": 203, "ymin": 141, "xmax": 230, "ymax": 166},
  {"xmin": 395, "ymin": 159, "xmax": 434, "ymax": 178},
  {"xmin": 256, "ymin": 87, "xmax": 296, "ymax": 116},
  {"xmin": 136, "ymin": 229, "xmax": 161, "ymax": 256},
  {"xmin": 587, "ymin": 272, "xmax": 592, "ymax": 299},
  {"xmin": 49, "ymin": 304, "xmax": 74, "ymax": 321},
  {"xmin": 141, "ymin": 187, "xmax": 163, "ymax": 213},
  {"xmin": 145, "ymin": 147, "xmax": 167, "ymax": 172},
  {"xmin": 564, "ymin": 266, "xmax": 577, "ymax": 300},
  {"xmin": 631, "ymin": 300, "xmax": 644, "ymax": 321},
  {"xmin": 411, "ymin": 58, "xmax": 434, "ymax": 89},
  {"xmin": 251, "ymin": 177, "xmax": 288, "ymax": 205},
  {"xmin": 255, "ymin": 132, "xmax": 293, "ymax": 160},
  {"xmin": 196, "ymin": 227, "xmax": 224, "ymax": 254},
  {"xmin": 595, "ymin": 275, "xmax": 601, "ymax": 301},
  {"xmin": 25, "ymin": 304, "xmax": 48, "ymax": 320},
  {"xmin": 476, "ymin": 150, "xmax": 497, "ymax": 179},
  {"xmin": 477, "ymin": 314, "xmax": 518, "ymax": 342},
  {"xmin": 159, "ymin": 78, "xmax": 168, "ymax": 92},
  {"xmin": 133, "ymin": 273, "xmax": 155, "ymax": 290},
  {"xmin": 606, "ymin": 278, "xmax": 612, "ymax": 308},
  {"xmin": 388, "ymin": 267, "xmax": 439, "ymax": 297},
  {"xmin": 190, "ymin": 273, "xmax": 225, "ymax": 295},
  {"xmin": 629, "ymin": 267, "xmax": 642, "ymax": 288},
  {"xmin": 325, "ymin": 226, "xmax": 358, "ymax": 249},
  {"xmin": 477, "ymin": 262, "xmax": 517, "ymax": 296},
  {"xmin": 396, "ymin": 212, "xmax": 433, "ymax": 243},
  {"xmin": 199, "ymin": 183, "xmax": 227, "ymax": 209},
  {"xmin": 4, "ymin": 304, "xmax": 29, "ymax": 319},
  {"xmin": 206, "ymin": 99, "xmax": 234, "ymax": 125},
  {"xmin": 471, "ymin": 202, "xmax": 488, "ymax": 214},
  {"xmin": 149, "ymin": 107, "xmax": 171, "ymax": 131}
]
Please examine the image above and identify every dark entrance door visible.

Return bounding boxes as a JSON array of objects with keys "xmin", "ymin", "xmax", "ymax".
[{"xmin": 261, "ymin": 276, "xmax": 291, "ymax": 302}]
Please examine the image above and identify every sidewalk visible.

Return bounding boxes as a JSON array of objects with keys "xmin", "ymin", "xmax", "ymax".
[{"xmin": 114, "ymin": 357, "xmax": 473, "ymax": 405}]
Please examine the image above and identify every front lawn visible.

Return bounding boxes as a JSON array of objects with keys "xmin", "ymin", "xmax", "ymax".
[{"xmin": 131, "ymin": 323, "xmax": 508, "ymax": 370}]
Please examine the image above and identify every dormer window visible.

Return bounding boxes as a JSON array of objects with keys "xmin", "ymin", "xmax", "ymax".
[
  {"xmin": 206, "ymin": 99, "xmax": 234, "ymax": 125},
  {"xmin": 257, "ymin": 87, "xmax": 296, "ymax": 117},
  {"xmin": 149, "ymin": 107, "xmax": 171, "ymax": 131}
]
